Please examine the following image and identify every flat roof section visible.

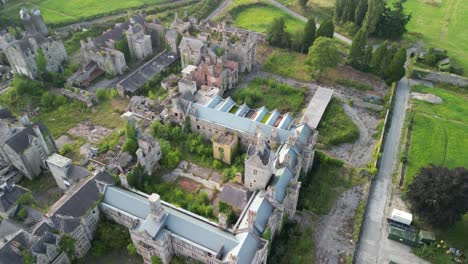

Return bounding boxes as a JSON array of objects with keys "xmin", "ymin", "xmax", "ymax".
[{"xmin": 301, "ymin": 87, "xmax": 334, "ymax": 129}]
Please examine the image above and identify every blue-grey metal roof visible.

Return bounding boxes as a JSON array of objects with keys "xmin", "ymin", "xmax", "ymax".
[
  {"xmin": 192, "ymin": 103, "xmax": 294, "ymax": 142},
  {"xmin": 271, "ymin": 167, "xmax": 294, "ymax": 203},
  {"xmin": 102, "ymin": 186, "xmax": 150, "ymax": 219},
  {"xmin": 265, "ymin": 110, "xmax": 280, "ymax": 126},
  {"xmin": 235, "ymin": 233, "xmax": 261, "ymax": 264},
  {"xmin": 102, "ymin": 186, "xmax": 260, "ymax": 261}
]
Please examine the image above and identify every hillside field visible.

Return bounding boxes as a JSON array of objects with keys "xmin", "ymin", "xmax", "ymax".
[{"xmin": 0, "ymin": 0, "xmax": 169, "ymax": 25}]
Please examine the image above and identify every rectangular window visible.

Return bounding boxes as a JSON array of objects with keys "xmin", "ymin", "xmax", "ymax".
[{"xmin": 253, "ymin": 170, "xmax": 258, "ymax": 175}]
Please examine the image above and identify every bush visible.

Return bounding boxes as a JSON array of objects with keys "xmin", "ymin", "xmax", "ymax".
[
  {"xmin": 122, "ymin": 121, "xmax": 138, "ymax": 155},
  {"xmin": 127, "ymin": 243, "xmax": 137, "ymax": 255},
  {"xmin": 16, "ymin": 207, "xmax": 28, "ymax": 220},
  {"xmin": 96, "ymin": 88, "xmax": 108, "ymax": 102}
]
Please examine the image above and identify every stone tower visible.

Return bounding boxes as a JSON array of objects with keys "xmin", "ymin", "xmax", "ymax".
[
  {"xmin": 125, "ymin": 19, "xmax": 152, "ymax": 61},
  {"xmin": 244, "ymin": 133, "xmax": 275, "ymax": 191},
  {"xmin": 20, "ymin": 8, "xmax": 48, "ymax": 36}
]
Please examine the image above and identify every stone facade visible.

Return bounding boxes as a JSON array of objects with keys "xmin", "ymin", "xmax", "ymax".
[
  {"xmin": 1, "ymin": 121, "xmax": 57, "ymax": 180},
  {"xmin": 2, "ymin": 33, "xmax": 67, "ymax": 79},
  {"xmin": 20, "ymin": 8, "xmax": 48, "ymax": 36},
  {"xmin": 126, "ymin": 20, "xmax": 153, "ymax": 61},
  {"xmin": 212, "ymin": 132, "xmax": 239, "ymax": 164},
  {"xmin": 244, "ymin": 135, "xmax": 275, "ymax": 191},
  {"xmin": 80, "ymin": 42, "xmax": 127, "ymax": 76},
  {"xmin": 136, "ymin": 134, "xmax": 162, "ymax": 175}
]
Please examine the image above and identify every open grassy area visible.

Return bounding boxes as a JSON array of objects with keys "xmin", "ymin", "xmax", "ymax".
[
  {"xmin": 396, "ymin": 0, "xmax": 468, "ymax": 76},
  {"xmin": 263, "ymin": 49, "xmax": 313, "ymax": 82},
  {"xmin": 226, "ymin": 1, "xmax": 305, "ymax": 34},
  {"xmin": 405, "ymin": 85, "xmax": 468, "ymax": 186},
  {"xmin": 0, "ymin": 0, "xmax": 169, "ymax": 26},
  {"xmin": 317, "ymin": 98, "xmax": 359, "ymax": 148},
  {"xmin": 232, "ymin": 77, "xmax": 306, "ymax": 115},
  {"xmin": 404, "ymin": 85, "xmax": 468, "ymax": 254},
  {"xmin": 298, "ymin": 151, "xmax": 364, "ymax": 215},
  {"xmin": 33, "ymin": 97, "xmax": 128, "ymax": 138}
]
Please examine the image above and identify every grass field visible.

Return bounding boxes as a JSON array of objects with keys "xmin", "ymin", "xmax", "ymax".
[
  {"xmin": 405, "ymin": 85, "xmax": 468, "ymax": 186},
  {"xmin": 317, "ymin": 99, "xmax": 359, "ymax": 148},
  {"xmin": 0, "ymin": 0, "xmax": 169, "ymax": 25},
  {"xmin": 222, "ymin": 0, "xmax": 305, "ymax": 34},
  {"xmin": 405, "ymin": 85, "xmax": 468, "ymax": 254},
  {"xmin": 33, "ymin": 97, "xmax": 128, "ymax": 138},
  {"xmin": 263, "ymin": 49, "xmax": 313, "ymax": 82},
  {"xmin": 397, "ymin": 0, "xmax": 468, "ymax": 76},
  {"xmin": 232, "ymin": 77, "xmax": 306, "ymax": 115}
]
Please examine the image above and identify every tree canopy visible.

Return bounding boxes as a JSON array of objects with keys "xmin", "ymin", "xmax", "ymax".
[
  {"xmin": 307, "ymin": 37, "xmax": 340, "ymax": 72},
  {"xmin": 266, "ymin": 17, "xmax": 291, "ymax": 48},
  {"xmin": 316, "ymin": 19, "xmax": 334, "ymax": 39},
  {"xmin": 374, "ymin": 0, "xmax": 411, "ymax": 39},
  {"xmin": 348, "ymin": 27, "xmax": 369, "ymax": 71},
  {"xmin": 407, "ymin": 166, "xmax": 468, "ymax": 227},
  {"xmin": 384, "ymin": 47, "xmax": 406, "ymax": 84},
  {"xmin": 302, "ymin": 18, "xmax": 316, "ymax": 51},
  {"xmin": 122, "ymin": 121, "xmax": 138, "ymax": 155}
]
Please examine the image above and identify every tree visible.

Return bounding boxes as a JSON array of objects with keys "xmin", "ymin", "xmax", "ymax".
[
  {"xmin": 374, "ymin": 0, "xmax": 411, "ymax": 39},
  {"xmin": 370, "ymin": 41, "xmax": 388, "ymax": 75},
  {"xmin": 35, "ymin": 48, "xmax": 47, "ymax": 75},
  {"xmin": 354, "ymin": 0, "xmax": 368, "ymax": 26},
  {"xmin": 16, "ymin": 207, "xmax": 28, "ymax": 220},
  {"xmin": 384, "ymin": 47, "xmax": 406, "ymax": 84},
  {"xmin": 266, "ymin": 17, "xmax": 291, "ymax": 48},
  {"xmin": 302, "ymin": 18, "xmax": 316, "ymax": 52},
  {"xmin": 59, "ymin": 234, "xmax": 76, "ymax": 259},
  {"xmin": 362, "ymin": 0, "xmax": 385, "ymax": 34},
  {"xmin": 115, "ymin": 33, "xmax": 131, "ymax": 61},
  {"xmin": 127, "ymin": 243, "xmax": 137, "ymax": 255},
  {"xmin": 151, "ymin": 256, "xmax": 163, "ymax": 264},
  {"xmin": 307, "ymin": 37, "xmax": 340, "ymax": 72},
  {"xmin": 122, "ymin": 121, "xmax": 138, "ymax": 155},
  {"xmin": 22, "ymin": 249, "xmax": 35, "ymax": 264},
  {"xmin": 127, "ymin": 164, "xmax": 146, "ymax": 189},
  {"xmin": 347, "ymin": 27, "xmax": 369, "ymax": 71},
  {"xmin": 298, "ymin": 0, "xmax": 308, "ymax": 8},
  {"xmin": 334, "ymin": 0, "xmax": 346, "ymax": 23},
  {"xmin": 407, "ymin": 166, "xmax": 468, "ymax": 227},
  {"xmin": 316, "ymin": 19, "xmax": 334, "ymax": 39},
  {"xmin": 95, "ymin": 88, "xmax": 108, "ymax": 102}
]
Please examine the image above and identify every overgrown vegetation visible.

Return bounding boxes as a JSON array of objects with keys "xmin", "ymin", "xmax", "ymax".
[
  {"xmin": 91, "ymin": 219, "xmax": 131, "ymax": 257},
  {"xmin": 232, "ymin": 77, "xmax": 306, "ymax": 115},
  {"xmin": 298, "ymin": 151, "xmax": 364, "ymax": 214},
  {"xmin": 317, "ymin": 99, "xmax": 359, "ymax": 148},
  {"xmin": 127, "ymin": 164, "xmax": 215, "ymax": 219},
  {"xmin": 268, "ymin": 221, "xmax": 315, "ymax": 264},
  {"xmin": 263, "ymin": 49, "xmax": 313, "ymax": 82}
]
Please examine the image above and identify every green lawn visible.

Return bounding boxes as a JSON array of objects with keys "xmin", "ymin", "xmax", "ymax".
[
  {"xmin": 34, "ymin": 97, "xmax": 128, "ymax": 138},
  {"xmin": 411, "ymin": 85, "xmax": 468, "ymax": 124},
  {"xmin": 263, "ymin": 49, "xmax": 313, "ymax": 82},
  {"xmin": 229, "ymin": 2, "xmax": 305, "ymax": 34},
  {"xmin": 232, "ymin": 77, "xmax": 306, "ymax": 115},
  {"xmin": 0, "ymin": 0, "xmax": 169, "ymax": 25},
  {"xmin": 405, "ymin": 113, "xmax": 468, "ymax": 186},
  {"xmin": 398, "ymin": 0, "xmax": 468, "ymax": 76},
  {"xmin": 405, "ymin": 85, "xmax": 468, "ymax": 254},
  {"xmin": 317, "ymin": 99, "xmax": 359, "ymax": 148}
]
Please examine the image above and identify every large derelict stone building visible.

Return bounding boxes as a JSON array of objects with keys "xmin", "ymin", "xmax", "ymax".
[
  {"xmin": 0, "ymin": 8, "xmax": 67, "ymax": 79},
  {"xmin": 0, "ymin": 117, "xmax": 57, "ymax": 180}
]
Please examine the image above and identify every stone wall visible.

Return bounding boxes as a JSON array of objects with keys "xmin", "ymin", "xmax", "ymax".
[
  {"xmin": 50, "ymin": 88, "xmax": 97, "ymax": 107},
  {"xmin": 411, "ymin": 67, "xmax": 468, "ymax": 87}
]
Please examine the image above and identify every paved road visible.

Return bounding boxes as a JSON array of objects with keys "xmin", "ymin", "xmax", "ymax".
[
  {"xmin": 205, "ymin": 0, "xmax": 232, "ymax": 21},
  {"xmin": 354, "ymin": 78, "xmax": 428, "ymax": 264},
  {"xmin": 266, "ymin": 0, "xmax": 352, "ymax": 44}
]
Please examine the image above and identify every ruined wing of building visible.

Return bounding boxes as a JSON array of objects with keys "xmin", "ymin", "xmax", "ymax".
[{"xmin": 0, "ymin": 8, "xmax": 67, "ymax": 80}]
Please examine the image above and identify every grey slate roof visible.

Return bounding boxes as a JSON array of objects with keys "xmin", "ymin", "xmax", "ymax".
[
  {"xmin": 219, "ymin": 184, "xmax": 250, "ymax": 210},
  {"xmin": 117, "ymin": 50, "xmax": 178, "ymax": 94},
  {"xmin": 0, "ymin": 185, "xmax": 27, "ymax": 213},
  {"xmin": 31, "ymin": 232, "xmax": 57, "ymax": 254},
  {"xmin": 94, "ymin": 15, "xmax": 145, "ymax": 47},
  {"xmin": 4, "ymin": 121, "xmax": 49, "ymax": 154},
  {"xmin": 0, "ymin": 230, "xmax": 35, "ymax": 264}
]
